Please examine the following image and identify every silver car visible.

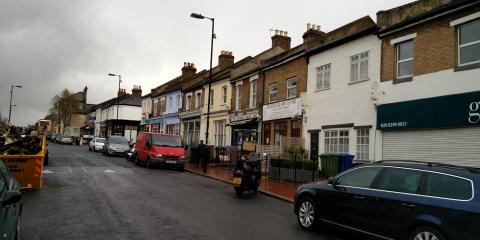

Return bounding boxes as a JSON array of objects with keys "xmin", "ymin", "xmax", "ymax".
[
  {"xmin": 88, "ymin": 137, "xmax": 106, "ymax": 152},
  {"xmin": 103, "ymin": 136, "xmax": 130, "ymax": 156},
  {"xmin": 60, "ymin": 136, "xmax": 73, "ymax": 145}
]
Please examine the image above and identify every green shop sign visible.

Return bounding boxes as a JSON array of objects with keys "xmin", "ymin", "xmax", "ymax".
[{"xmin": 377, "ymin": 91, "xmax": 480, "ymax": 130}]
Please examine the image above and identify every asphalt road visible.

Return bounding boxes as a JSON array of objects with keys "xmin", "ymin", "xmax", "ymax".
[{"xmin": 21, "ymin": 143, "xmax": 361, "ymax": 240}]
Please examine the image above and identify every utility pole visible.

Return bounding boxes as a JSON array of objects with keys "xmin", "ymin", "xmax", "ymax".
[{"xmin": 8, "ymin": 85, "xmax": 22, "ymax": 126}]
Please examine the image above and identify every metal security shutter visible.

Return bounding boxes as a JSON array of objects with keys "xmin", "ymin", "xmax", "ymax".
[{"xmin": 383, "ymin": 127, "xmax": 480, "ymax": 167}]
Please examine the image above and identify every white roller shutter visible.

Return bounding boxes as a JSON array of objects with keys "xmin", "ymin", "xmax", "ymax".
[{"xmin": 382, "ymin": 127, "xmax": 480, "ymax": 167}]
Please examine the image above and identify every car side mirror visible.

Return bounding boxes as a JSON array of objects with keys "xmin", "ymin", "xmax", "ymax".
[
  {"xmin": 328, "ymin": 177, "xmax": 335, "ymax": 185},
  {"xmin": 1, "ymin": 190, "xmax": 22, "ymax": 207}
]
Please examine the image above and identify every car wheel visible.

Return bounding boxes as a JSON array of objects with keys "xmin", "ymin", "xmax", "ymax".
[
  {"xmin": 410, "ymin": 226, "xmax": 445, "ymax": 240},
  {"xmin": 297, "ymin": 197, "xmax": 318, "ymax": 231},
  {"xmin": 146, "ymin": 158, "xmax": 153, "ymax": 169},
  {"xmin": 14, "ymin": 216, "xmax": 20, "ymax": 240}
]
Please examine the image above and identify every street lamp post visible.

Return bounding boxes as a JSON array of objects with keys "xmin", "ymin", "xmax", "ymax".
[
  {"xmin": 191, "ymin": 12, "xmax": 215, "ymax": 173},
  {"xmin": 8, "ymin": 85, "xmax": 22, "ymax": 126},
  {"xmin": 108, "ymin": 73, "xmax": 122, "ymax": 120}
]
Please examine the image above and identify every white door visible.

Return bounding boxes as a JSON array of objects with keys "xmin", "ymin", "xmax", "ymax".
[{"xmin": 382, "ymin": 127, "xmax": 480, "ymax": 167}]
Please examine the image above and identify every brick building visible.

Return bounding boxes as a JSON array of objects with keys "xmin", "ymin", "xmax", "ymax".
[
  {"xmin": 228, "ymin": 33, "xmax": 288, "ymax": 147},
  {"xmin": 376, "ymin": 0, "xmax": 480, "ymax": 166}
]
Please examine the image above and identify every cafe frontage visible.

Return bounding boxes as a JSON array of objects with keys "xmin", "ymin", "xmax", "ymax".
[
  {"xmin": 229, "ymin": 110, "xmax": 260, "ymax": 147},
  {"xmin": 262, "ymin": 97, "xmax": 303, "ymax": 146},
  {"xmin": 377, "ymin": 91, "xmax": 480, "ymax": 167}
]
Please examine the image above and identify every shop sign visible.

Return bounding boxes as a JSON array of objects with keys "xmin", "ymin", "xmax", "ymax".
[
  {"xmin": 230, "ymin": 113, "xmax": 260, "ymax": 123},
  {"xmin": 377, "ymin": 91, "xmax": 480, "ymax": 130},
  {"xmin": 263, "ymin": 98, "xmax": 301, "ymax": 121}
]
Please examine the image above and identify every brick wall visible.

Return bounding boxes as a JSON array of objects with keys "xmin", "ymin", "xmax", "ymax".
[
  {"xmin": 263, "ymin": 57, "xmax": 308, "ymax": 103},
  {"xmin": 380, "ymin": 7, "xmax": 480, "ymax": 81}
]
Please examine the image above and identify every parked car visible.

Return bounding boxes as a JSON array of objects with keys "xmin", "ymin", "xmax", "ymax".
[
  {"xmin": 294, "ymin": 161, "xmax": 480, "ymax": 240},
  {"xmin": 88, "ymin": 137, "xmax": 106, "ymax": 152},
  {"xmin": 134, "ymin": 132, "xmax": 185, "ymax": 171},
  {"xmin": 54, "ymin": 134, "xmax": 63, "ymax": 143},
  {"xmin": 0, "ymin": 159, "xmax": 23, "ymax": 240},
  {"xmin": 103, "ymin": 136, "xmax": 130, "ymax": 156},
  {"xmin": 59, "ymin": 136, "xmax": 73, "ymax": 145}
]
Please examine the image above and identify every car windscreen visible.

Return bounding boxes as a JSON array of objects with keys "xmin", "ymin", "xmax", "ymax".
[
  {"xmin": 109, "ymin": 137, "xmax": 128, "ymax": 144},
  {"xmin": 96, "ymin": 138, "xmax": 106, "ymax": 143},
  {"xmin": 152, "ymin": 135, "xmax": 182, "ymax": 147}
]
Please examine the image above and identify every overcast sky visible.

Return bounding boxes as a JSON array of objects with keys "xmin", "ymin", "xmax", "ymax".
[{"xmin": 0, "ymin": 0, "xmax": 413, "ymax": 126}]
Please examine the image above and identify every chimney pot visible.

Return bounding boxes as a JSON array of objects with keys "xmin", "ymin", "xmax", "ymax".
[
  {"xmin": 279, "ymin": 30, "xmax": 284, "ymax": 36},
  {"xmin": 275, "ymin": 29, "xmax": 279, "ymax": 35},
  {"xmin": 307, "ymin": 23, "xmax": 311, "ymax": 30},
  {"xmin": 312, "ymin": 24, "xmax": 317, "ymax": 30},
  {"xmin": 285, "ymin": 31, "xmax": 288, "ymax": 36},
  {"xmin": 317, "ymin": 25, "xmax": 321, "ymax": 31}
]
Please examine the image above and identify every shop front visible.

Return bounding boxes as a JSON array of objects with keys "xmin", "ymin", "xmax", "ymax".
[
  {"xmin": 377, "ymin": 91, "xmax": 480, "ymax": 167},
  {"xmin": 229, "ymin": 111, "xmax": 260, "ymax": 147},
  {"xmin": 262, "ymin": 98, "xmax": 303, "ymax": 145}
]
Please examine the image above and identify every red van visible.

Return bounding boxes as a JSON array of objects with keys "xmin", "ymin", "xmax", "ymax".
[{"xmin": 134, "ymin": 132, "xmax": 185, "ymax": 171}]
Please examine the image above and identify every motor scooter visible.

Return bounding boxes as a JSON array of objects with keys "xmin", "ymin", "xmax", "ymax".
[{"xmin": 233, "ymin": 152, "xmax": 262, "ymax": 197}]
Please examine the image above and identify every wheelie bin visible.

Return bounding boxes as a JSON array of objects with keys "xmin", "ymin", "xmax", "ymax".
[
  {"xmin": 319, "ymin": 154, "xmax": 340, "ymax": 178},
  {"xmin": 338, "ymin": 154, "xmax": 355, "ymax": 172}
]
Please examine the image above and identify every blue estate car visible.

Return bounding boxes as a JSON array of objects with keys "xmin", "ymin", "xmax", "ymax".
[{"xmin": 294, "ymin": 161, "xmax": 480, "ymax": 240}]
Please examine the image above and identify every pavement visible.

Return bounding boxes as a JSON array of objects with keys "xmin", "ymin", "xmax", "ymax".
[
  {"xmin": 184, "ymin": 163, "xmax": 300, "ymax": 203},
  {"xmin": 20, "ymin": 143, "xmax": 361, "ymax": 240}
]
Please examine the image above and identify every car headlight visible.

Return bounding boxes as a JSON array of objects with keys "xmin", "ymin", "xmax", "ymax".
[{"xmin": 154, "ymin": 153, "xmax": 162, "ymax": 158}]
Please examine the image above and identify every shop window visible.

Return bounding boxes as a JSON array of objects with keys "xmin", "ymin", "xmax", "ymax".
[
  {"xmin": 183, "ymin": 121, "xmax": 200, "ymax": 146},
  {"xmin": 396, "ymin": 40, "xmax": 414, "ymax": 79},
  {"xmin": 287, "ymin": 77, "xmax": 297, "ymax": 99},
  {"xmin": 250, "ymin": 80, "xmax": 257, "ymax": 109},
  {"xmin": 350, "ymin": 51, "xmax": 369, "ymax": 82},
  {"xmin": 214, "ymin": 120, "xmax": 226, "ymax": 147},
  {"xmin": 458, "ymin": 19, "xmax": 480, "ymax": 66},
  {"xmin": 274, "ymin": 121, "xmax": 288, "ymax": 145},
  {"xmin": 356, "ymin": 128, "xmax": 370, "ymax": 162},
  {"xmin": 291, "ymin": 120, "xmax": 301, "ymax": 137},
  {"xmin": 316, "ymin": 64, "xmax": 331, "ymax": 90},
  {"xmin": 269, "ymin": 83, "xmax": 278, "ymax": 103},
  {"xmin": 325, "ymin": 130, "xmax": 349, "ymax": 154}
]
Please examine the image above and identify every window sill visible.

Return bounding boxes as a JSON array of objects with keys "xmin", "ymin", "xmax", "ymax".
[
  {"xmin": 454, "ymin": 62, "xmax": 480, "ymax": 72},
  {"xmin": 393, "ymin": 77, "xmax": 413, "ymax": 84},
  {"xmin": 314, "ymin": 87, "xmax": 330, "ymax": 92},
  {"xmin": 348, "ymin": 78, "xmax": 369, "ymax": 85}
]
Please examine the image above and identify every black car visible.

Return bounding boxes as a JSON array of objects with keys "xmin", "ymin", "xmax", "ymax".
[
  {"xmin": 0, "ymin": 159, "xmax": 22, "ymax": 240},
  {"xmin": 294, "ymin": 161, "xmax": 480, "ymax": 240}
]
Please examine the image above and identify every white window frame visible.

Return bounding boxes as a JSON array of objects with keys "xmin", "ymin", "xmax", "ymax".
[
  {"xmin": 250, "ymin": 80, "xmax": 257, "ymax": 109},
  {"xmin": 356, "ymin": 128, "xmax": 370, "ymax": 163},
  {"xmin": 324, "ymin": 130, "xmax": 349, "ymax": 154},
  {"xmin": 458, "ymin": 19, "xmax": 480, "ymax": 67},
  {"xmin": 286, "ymin": 77, "xmax": 297, "ymax": 99},
  {"xmin": 350, "ymin": 51, "xmax": 369, "ymax": 83},
  {"xmin": 214, "ymin": 120, "xmax": 226, "ymax": 147},
  {"xmin": 235, "ymin": 85, "xmax": 242, "ymax": 110},
  {"xmin": 186, "ymin": 94, "xmax": 192, "ymax": 110},
  {"xmin": 195, "ymin": 92, "xmax": 201, "ymax": 109},
  {"xmin": 269, "ymin": 83, "xmax": 278, "ymax": 103},
  {"xmin": 316, "ymin": 64, "xmax": 331, "ymax": 91},
  {"xmin": 222, "ymin": 86, "xmax": 228, "ymax": 104},
  {"xmin": 396, "ymin": 40, "xmax": 414, "ymax": 79},
  {"xmin": 209, "ymin": 89, "xmax": 214, "ymax": 107}
]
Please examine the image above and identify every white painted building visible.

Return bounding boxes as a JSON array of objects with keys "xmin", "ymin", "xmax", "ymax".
[
  {"xmin": 304, "ymin": 17, "xmax": 380, "ymax": 163},
  {"xmin": 93, "ymin": 87, "xmax": 142, "ymax": 140}
]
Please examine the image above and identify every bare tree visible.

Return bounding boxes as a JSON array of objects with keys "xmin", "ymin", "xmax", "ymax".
[{"xmin": 48, "ymin": 89, "xmax": 81, "ymax": 127}]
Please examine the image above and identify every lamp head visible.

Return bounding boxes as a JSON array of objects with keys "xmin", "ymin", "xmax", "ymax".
[
  {"xmin": 190, "ymin": 13, "xmax": 204, "ymax": 19},
  {"xmin": 15, "ymin": 85, "xmax": 22, "ymax": 88},
  {"xmin": 108, "ymin": 73, "xmax": 116, "ymax": 76}
]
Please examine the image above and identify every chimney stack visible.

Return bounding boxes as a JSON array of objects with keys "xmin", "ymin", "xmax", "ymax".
[
  {"xmin": 271, "ymin": 29, "xmax": 291, "ymax": 50},
  {"xmin": 118, "ymin": 88, "xmax": 127, "ymax": 97},
  {"xmin": 218, "ymin": 50, "xmax": 234, "ymax": 70},
  {"xmin": 181, "ymin": 62, "xmax": 197, "ymax": 79},
  {"xmin": 132, "ymin": 85, "xmax": 142, "ymax": 96},
  {"xmin": 302, "ymin": 23, "xmax": 326, "ymax": 49}
]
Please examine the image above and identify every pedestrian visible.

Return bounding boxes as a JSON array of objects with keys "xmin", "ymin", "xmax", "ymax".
[{"xmin": 197, "ymin": 140, "xmax": 205, "ymax": 167}]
